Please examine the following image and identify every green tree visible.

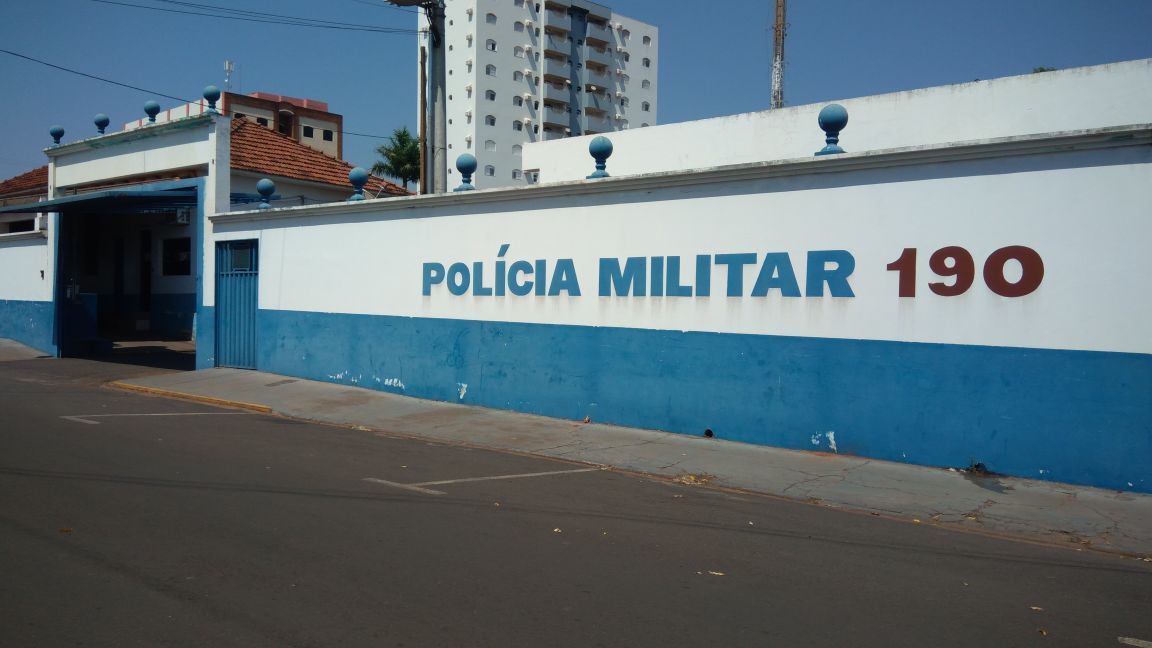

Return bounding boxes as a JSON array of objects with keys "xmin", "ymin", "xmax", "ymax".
[{"xmin": 372, "ymin": 126, "xmax": 420, "ymax": 189}]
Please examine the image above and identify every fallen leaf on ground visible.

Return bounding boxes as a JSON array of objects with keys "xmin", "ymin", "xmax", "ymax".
[
  {"xmin": 553, "ymin": 528, "xmax": 562, "ymax": 533},
  {"xmin": 673, "ymin": 473, "xmax": 714, "ymax": 486},
  {"xmin": 1030, "ymin": 606, "xmax": 1044, "ymax": 612},
  {"xmin": 59, "ymin": 528, "xmax": 73, "ymax": 534}
]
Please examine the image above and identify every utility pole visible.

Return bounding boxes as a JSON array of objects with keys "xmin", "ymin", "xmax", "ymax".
[
  {"xmin": 391, "ymin": 0, "xmax": 447, "ymax": 193},
  {"xmin": 419, "ymin": 46, "xmax": 428, "ymax": 194},
  {"xmin": 770, "ymin": 0, "xmax": 786, "ymax": 109}
]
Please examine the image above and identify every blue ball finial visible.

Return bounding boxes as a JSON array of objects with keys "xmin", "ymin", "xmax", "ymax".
[
  {"xmin": 203, "ymin": 85, "xmax": 221, "ymax": 112},
  {"xmin": 815, "ymin": 104, "xmax": 849, "ymax": 156},
  {"xmin": 49, "ymin": 125, "xmax": 65, "ymax": 145},
  {"xmin": 454, "ymin": 153, "xmax": 478, "ymax": 192},
  {"xmin": 348, "ymin": 167, "xmax": 369, "ymax": 201},
  {"xmin": 144, "ymin": 100, "xmax": 161, "ymax": 123},
  {"xmin": 587, "ymin": 136, "xmax": 613, "ymax": 179},
  {"xmin": 256, "ymin": 178, "xmax": 275, "ymax": 210},
  {"xmin": 94, "ymin": 113, "xmax": 110, "ymax": 134}
]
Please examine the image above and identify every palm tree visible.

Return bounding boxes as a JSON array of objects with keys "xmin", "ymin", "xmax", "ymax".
[{"xmin": 372, "ymin": 127, "xmax": 420, "ymax": 190}]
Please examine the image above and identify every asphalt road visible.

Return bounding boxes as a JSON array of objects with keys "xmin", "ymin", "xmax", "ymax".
[{"xmin": 1, "ymin": 355, "xmax": 1150, "ymax": 647}]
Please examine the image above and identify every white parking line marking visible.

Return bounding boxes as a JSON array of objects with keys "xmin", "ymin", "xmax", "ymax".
[
  {"xmin": 362, "ymin": 478, "xmax": 446, "ymax": 496},
  {"xmin": 363, "ymin": 467, "xmax": 602, "ymax": 496},
  {"xmin": 412, "ymin": 467, "xmax": 601, "ymax": 487},
  {"xmin": 61, "ymin": 413, "xmax": 255, "ymax": 425},
  {"xmin": 1119, "ymin": 638, "xmax": 1152, "ymax": 647}
]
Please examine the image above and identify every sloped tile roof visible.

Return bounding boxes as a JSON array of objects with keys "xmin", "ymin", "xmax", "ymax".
[
  {"xmin": 0, "ymin": 165, "xmax": 48, "ymax": 198},
  {"xmin": 230, "ymin": 119, "xmax": 409, "ymax": 197}
]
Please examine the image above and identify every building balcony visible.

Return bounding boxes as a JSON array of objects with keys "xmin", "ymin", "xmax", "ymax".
[
  {"xmin": 543, "ymin": 8, "xmax": 570, "ymax": 32},
  {"xmin": 586, "ymin": 20, "xmax": 610, "ymax": 42},
  {"xmin": 585, "ymin": 46, "xmax": 612, "ymax": 67},
  {"xmin": 584, "ymin": 114, "xmax": 611, "ymax": 133},
  {"xmin": 542, "ymin": 82, "xmax": 570, "ymax": 104},
  {"xmin": 543, "ymin": 34, "xmax": 568, "ymax": 56},
  {"xmin": 583, "ymin": 91, "xmax": 610, "ymax": 112},
  {"xmin": 542, "ymin": 57, "xmax": 569, "ymax": 78},
  {"xmin": 542, "ymin": 108, "xmax": 570, "ymax": 130}
]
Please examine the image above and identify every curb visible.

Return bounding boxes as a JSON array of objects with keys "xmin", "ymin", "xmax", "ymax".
[{"xmin": 108, "ymin": 381, "xmax": 273, "ymax": 414}]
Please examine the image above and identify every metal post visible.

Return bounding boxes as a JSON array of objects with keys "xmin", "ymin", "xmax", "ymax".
[
  {"xmin": 428, "ymin": 1, "xmax": 447, "ymax": 193},
  {"xmin": 770, "ymin": 0, "xmax": 786, "ymax": 110},
  {"xmin": 419, "ymin": 45, "xmax": 428, "ymax": 195}
]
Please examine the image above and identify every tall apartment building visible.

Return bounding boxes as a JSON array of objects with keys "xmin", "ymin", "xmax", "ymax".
[{"xmin": 430, "ymin": 0, "xmax": 658, "ymax": 187}]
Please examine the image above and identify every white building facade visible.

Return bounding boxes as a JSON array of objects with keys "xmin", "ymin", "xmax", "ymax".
[{"xmin": 432, "ymin": 0, "xmax": 658, "ymax": 187}]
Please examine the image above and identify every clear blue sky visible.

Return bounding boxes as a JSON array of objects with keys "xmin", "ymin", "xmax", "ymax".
[{"xmin": 1, "ymin": 0, "xmax": 1150, "ymax": 180}]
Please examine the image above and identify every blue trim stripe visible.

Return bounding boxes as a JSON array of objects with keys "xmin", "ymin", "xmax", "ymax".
[
  {"xmin": 257, "ymin": 309, "xmax": 1151, "ymax": 493},
  {"xmin": 0, "ymin": 299, "xmax": 56, "ymax": 355}
]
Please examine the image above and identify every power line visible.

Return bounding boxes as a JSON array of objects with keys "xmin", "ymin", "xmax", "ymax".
[
  {"xmin": 89, "ymin": 0, "xmax": 420, "ymax": 33},
  {"xmin": 150, "ymin": 0, "xmax": 418, "ymax": 27},
  {"xmin": 1, "ymin": 48, "xmax": 395, "ymax": 139},
  {"xmin": 0, "ymin": 48, "xmax": 191, "ymax": 102}
]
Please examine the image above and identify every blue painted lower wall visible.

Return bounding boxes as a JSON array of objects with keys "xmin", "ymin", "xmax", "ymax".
[
  {"xmin": 256, "ymin": 309, "xmax": 1151, "ymax": 493},
  {"xmin": 0, "ymin": 299, "xmax": 56, "ymax": 356},
  {"xmin": 195, "ymin": 305, "xmax": 215, "ymax": 369}
]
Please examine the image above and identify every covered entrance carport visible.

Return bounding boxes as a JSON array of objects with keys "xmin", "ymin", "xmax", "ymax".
[{"xmin": 0, "ymin": 179, "xmax": 203, "ymax": 366}]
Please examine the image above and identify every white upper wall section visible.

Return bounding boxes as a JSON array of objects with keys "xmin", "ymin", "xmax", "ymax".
[
  {"xmin": 51, "ymin": 115, "xmax": 217, "ymax": 189},
  {"xmin": 523, "ymin": 58, "xmax": 1152, "ymax": 182}
]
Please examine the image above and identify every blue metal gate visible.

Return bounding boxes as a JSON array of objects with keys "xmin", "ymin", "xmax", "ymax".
[{"xmin": 215, "ymin": 240, "xmax": 259, "ymax": 369}]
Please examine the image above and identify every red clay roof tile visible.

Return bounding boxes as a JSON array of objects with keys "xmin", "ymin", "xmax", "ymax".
[
  {"xmin": 0, "ymin": 165, "xmax": 48, "ymax": 198},
  {"xmin": 229, "ymin": 119, "xmax": 409, "ymax": 197}
]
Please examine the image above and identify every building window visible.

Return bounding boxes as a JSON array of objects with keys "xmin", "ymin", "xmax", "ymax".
[
  {"xmin": 467, "ymin": 35, "xmax": 473, "ymax": 47},
  {"xmin": 485, "ymin": 114, "xmax": 496, "ymax": 126},
  {"xmin": 484, "ymin": 139, "xmax": 497, "ymax": 151},
  {"xmin": 5, "ymin": 219, "xmax": 34, "ymax": 233},
  {"xmin": 162, "ymin": 237, "xmax": 192, "ymax": 276},
  {"xmin": 466, "ymin": 86, "xmax": 473, "ymax": 98},
  {"xmin": 234, "ymin": 112, "xmax": 246, "ymax": 119},
  {"xmin": 527, "ymin": 170, "xmax": 539, "ymax": 184},
  {"xmin": 322, "ymin": 130, "xmax": 333, "ymax": 141},
  {"xmin": 515, "ymin": 0, "xmax": 524, "ymax": 6},
  {"xmin": 486, "ymin": 39, "xmax": 497, "ymax": 51},
  {"xmin": 643, "ymin": 35, "xmax": 651, "ymax": 45},
  {"xmin": 513, "ymin": 96, "xmax": 523, "ymax": 106},
  {"xmin": 303, "ymin": 125, "xmax": 314, "ymax": 137},
  {"xmin": 485, "ymin": 89, "xmax": 496, "ymax": 101},
  {"xmin": 641, "ymin": 123, "xmax": 650, "ymax": 127},
  {"xmin": 622, "ymin": 52, "xmax": 630, "ymax": 62},
  {"xmin": 621, "ymin": 29, "xmax": 630, "ymax": 41},
  {"xmin": 512, "ymin": 169, "xmax": 521, "ymax": 179},
  {"xmin": 484, "ymin": 165, "xmax": 495, "ymax": 176},
  {"xmin": 642, "ymin": 57, "xmax": 651, "ymax": 68},
  {"xmin": 466, "ymin": 60, "xmax": 473, "ymax": 72},
  {"xmin": 513, "ymin": 71, "xmax": 524, "ymax": 82},
  {"xmin": 513, "ymin": 121, "xmax": 523, "ymax": 131},
  {"xmin": 512, "ymin": 144, "xmax": 522, "ymax": 155},
  {"xmin": 514, "ymin": 46, "xmax": 525, "ymax": 58},
  {"xmin": 465, "ymin": 136, "xmax": 472, "ymax": 148},
  {"xmin": 619, "ymin": 97, "xmax": 629, "ymax": 107},
  {"xmin": 466, "ymin": 113, "xmax": 473, "ymax": 124},
  {"xmin": 641, "ymin": 79, "xmax": 650, "ymax": 89},
  {"xmin": 514, "ymin": 21, "xmax": 524, "ymax": 32},
  {"xmin": 256, "ymin": 117, "xmax": 269, "ymax": 126},
  {"xmin": 641, "ymin": 101, "xmax": 650, "ymax": 111},
  {"xmin": 467, "ymin": 8, "xmax": 473, "ymax": 21},
  {"xmin": 486, "ymin": 12, "xmax": 497, "ymax": 23},
  {"xmin": 486, "ymin": 64, "xmax": 497, "ymax": 76}
]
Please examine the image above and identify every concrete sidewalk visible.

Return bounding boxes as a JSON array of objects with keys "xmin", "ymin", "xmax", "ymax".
[{"xmin": 101, "ymin": 366, "xmax": 1152, "ymax": 558}]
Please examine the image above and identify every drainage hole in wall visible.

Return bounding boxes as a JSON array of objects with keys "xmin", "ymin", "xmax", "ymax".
[{"xmin": 703, "ymin": 429, "xmax": 714, "ymax": 438}]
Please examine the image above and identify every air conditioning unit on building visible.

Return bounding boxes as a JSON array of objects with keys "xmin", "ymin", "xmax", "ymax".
[
  {"xmin": 616, "ymin": 46, "xmax": 625, "ymax": 52},
  {"xmin": 615, "ymin": 113, "xmax": 623, "ymax": 119},
  {"xmin": 615, "ymin": 90, "xmax": 623, "ymax": 97},
  {"xmin": 612, "ymin": 21, "xmax": 622, "ymax": 29},
  {"xmin": 522, "ymin": 92, "xmax": 533, "ymax": 99},
  {"xmin": 615, "ymin": 68, "xmax": 624, "ymax": 75}
]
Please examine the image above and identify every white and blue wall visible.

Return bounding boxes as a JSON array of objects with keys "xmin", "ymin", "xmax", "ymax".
[{"xmin": 210, "ymin": 120, "xmax": 1152, "ymax": 493}]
